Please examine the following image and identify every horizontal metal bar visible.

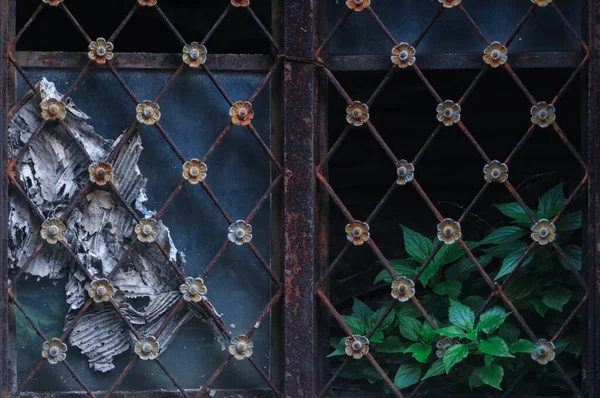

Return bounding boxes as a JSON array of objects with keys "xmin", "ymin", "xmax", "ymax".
[
  {"xmin": 326, "ymin": 51, "xmax": 583, "ymax": 70},
  {"xmin": 14, "ymin": 51, "xmax": 275, "ymax": 71},
  {"xmin": 327, "ymin": 394, "xmax": 557, "ymax": 398},
  {"xmin": 16, "ymin": 389, "xmax": 275, "ymax": 398},
  {"xmin": 13, "ymin": 51, "xmax": 583, "ymax": 72}
]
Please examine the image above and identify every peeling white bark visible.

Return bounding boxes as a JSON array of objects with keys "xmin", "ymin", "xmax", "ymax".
[{"xmin": 8, "ymin": 79, "xmax": 227, "ymax": 373}]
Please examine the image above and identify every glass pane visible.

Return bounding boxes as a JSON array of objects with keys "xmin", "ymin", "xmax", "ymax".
[
  {"xmin": 10, "ymin": 67, "xmax": 275, "ymax": 392},
  {"xmin": 15, "ymin": 0, "xmax": 273, "ymax": 54},
  {"xmin": 325, "ymin": 0, "xmax": 582, "ymax": 55},
  {"xmin": 318, "ymin": 0, "xmax": 587, "ymax": 396},
  {"xmin": 320, "ymin": 67, "xmax": 586, "ymax": 396}
]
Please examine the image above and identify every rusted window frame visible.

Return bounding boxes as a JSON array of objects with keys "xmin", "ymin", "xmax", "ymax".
[
  {"xmin": 0, "ymin": 1, "xmax": 599, "ymax": 397},
  {"xmin": 0, "ymin": 1, "xmax": 284, "ymax": 397}
]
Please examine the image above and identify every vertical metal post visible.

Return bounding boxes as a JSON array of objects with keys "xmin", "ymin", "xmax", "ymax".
[
  {"xmin": 588, "ymin": 1, "xmax": 599, "ymax": 395},
  {"xmin": 282, "ymin": 1, "xmax": 318, "ymax": 396},
  {"xmin": 0, "ymin": 0, "xmax": 10, "ymax": 394}
]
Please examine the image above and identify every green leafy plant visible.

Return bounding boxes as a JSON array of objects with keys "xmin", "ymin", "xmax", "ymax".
[{"xmin": 329, "ymin": 183, "xmax": 583, "ymax": 394}]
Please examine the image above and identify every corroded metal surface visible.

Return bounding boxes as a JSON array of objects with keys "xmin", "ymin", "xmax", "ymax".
[
  {"xmin": 2, "ymin": 1, "xmax": 283, "ymax": 397},
  {"xmin": 0, "ymin": 0, "xmax": 598, "ymax": 398},
  {"xmin": 315, "ymin": 1, "xmax": 592, "ymax": 397}
]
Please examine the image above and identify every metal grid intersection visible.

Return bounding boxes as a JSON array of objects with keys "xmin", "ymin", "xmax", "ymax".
[
  {"xmin": 315, "ymin": 2, "xmax": 589, "ymax": 397},
  {"xmin": 7, "ymin": 1, "xmax": 283, "ymax": 397}
]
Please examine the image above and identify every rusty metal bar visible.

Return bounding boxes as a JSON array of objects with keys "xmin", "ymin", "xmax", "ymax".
[
  {"xmin": 104, "ymin": 356, "xmax": 139, "ymax": 398},
  {"xmin": 59, "ymin": 3, "xmax": 92, "ymax": 44},
  {"xmin": 248, "ymin": 356, "xmax": 283, "ymax": 397},
  {"xmin": 200, "ymin": 181, "xmax": 234, "ymax": 224},
  {"xmin": 153, "ymin": 122, "xmax": 187, "ymax": 163},
  {"xmin": 366, "ymin": 8, "xmax": 397, "ymax": 46},
  {"xmin": 108, "ymin": 3, "xmax": 139, "ymax": 43},
  {"xmin": 315, "ymin": 288, "xmax": 404, "ymax": 398},
  {"xmin": 246, "ymin": 173, "xmax": 284, "ymax": 223},
  {"xmin": 13, "ymin": 51, "xmax": 586, "ymax": 72},
  {"xmin": 10, "ymin": 3, "xmax": 43, "ymax": 48},
  {"xmin": 200, "ymin": 241, "xmax": 230, "ymax": 279},
  {"xmin": 458, "ymin": 4, "xmax": 489, "ymax": 45},
  {"xmin": 505, "ymin": 5, "xmax": 535, "ymax": 47},
  {"xmin": 14, "ymin": 51, "xmax": 276, "ymax": 71},
  {"xmin": 154, "ymin": 62, "xmax": 186, "ymax": 103},
  {"xmin": 412, "ymin": 5, "xmax": 443, "ymax": 48},
  {"xmin": 248, "ymin": 57, "xmax": 281, "ymax": 103},
  {"xmin": 200, "ymin": 64, "xmax": 234, "ymax": 106},
  {"xmin": 201, "ymin": 5, "xmax": 231, "ymax": 46},
  {"xmin": 246, "ymin": 123, "xmax": 282, "ymax": 171},
  {"xmin": 316, "ymin": 9, "xmax": 351, "ymax": 58},
  {"xmin": 16, "ymin": 390, "xmax": 275, "ymax": 398},
  {"xmin": 247, "ymin": 6, "xmax": 281, "ymax": 54},
  {"xmin": 584, "ymin": 3, "xmax": 597, "ymax": 396},
  {"xmin": 282, "ymin": 0, "xmax": 318, "ymax": 395},
  {"xmin": 0, "ymin": 0, "xmax": 10, "ymax": 391},
  {"xmin": 154, "ymin": 5, "xmax": 187, "ymax": 47},
  {"xmin": 153, "ymin": 359, "xmax": 191, "ymax": 398},
  {"xmin": 317, "ymin": 357, "xmax": 350, "ymax": 397},
  {"xmin": 60, "ymin": 59, "xmax": 92, "ymax": 100}
]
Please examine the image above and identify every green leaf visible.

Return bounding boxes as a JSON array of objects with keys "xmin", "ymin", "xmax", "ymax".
[
  {"xmin": 494, "ymin": 248, "xmax": 534, "ymax": 281},
  {"xmin": 328, "ymin": 347, "xmax": 346, "ymax": 357},
  {"xmin": 377, "ymin": 336, "xmax": 406, "ymax": 353},
  {"xmin": 371, "ymin": 307, "xmax": 395, "ymax": 332},
  {"xmin": 446, "ymin": 255, "xmax": 492, "ymax": 282},
  {"xmin": 462, "ymin": 296, "xmax": 487, "ymax": 313},
  {"xmin": 484, "ymin": 355, "xmax": 494, "ymax": 366},
  {"xmin": 436, "ymin": 326, "xmax": 467, "ymax": 338},
  {"xmin": 405, "ymin": 342, "xmax": 432, "ymax": 363},
  {"xmin": 398, "ymin": 315, "xmax": 422, "ymax": 342},
  {"xmin": 433, "ymin": 281, "xmax": 462, "ymax": 299},
  {"xmin": 370, "ymin": 330, "xmax": 384, "ymax": 343},
  {"xmin": 482, "ymin": 241, "xmax": 528, "ymax": 258},
  {"xmin": 479, "ymin": 336, "xmax": 514, "ymax": 358},
  {"xmin": 394, "ymin": 363, "xmax": 422, "ymax": 390},
  {"xmin": 558, "ymin": 245, "xmax": 582, "ymax": 271},
  {"xmin": 510, "ymin": 339, "xmax": 535, "ymax": 354},
  {"xmin": 460, "ymin": 255, "xmax": 492, "ymax": 279},
  {"xmin": 422, "ymin": 359, "xmax": 445, "ymax": 380},
  {"xmin": 374, "ymin": 259, "xmax": 418, "ymax": 285},
  {"xmin": 401, "ymin": 225, "xmax": 433, "ymax": 264},
  {"xmin": 396, "ymin": 300, "xmax": 422, "ymax": 319},
  {"xmin": 363, "ymin": 367, "xmax": 383, "ymax": 384},
  {"xmin": 480, "ymin": 226, "xmax": 527, "ymax": 245},
  {"xmin": 469, "ymin": 368, "xmax": 484, "ymax": 390},
  {"xmin": 433, "ymin": 240, "xmax": 476, "ymax": 266},
  {"xmin": 418, "ymin": 262, "xmax": 441, "ymax": 287},
  {"xmin": 443, "ymin": 344, "xmax": 469, "ymax": 374},
  {"xmin": 479, "ymin": 363, "xmax": 504, "ymax": 390},
  {"xmin": 498, "ymin": 322, "xmax": 520, "ymax": 343},
  {"xmin": 330, "ymin": 337, "xmax": 346, "ymax": 348},
  {"xmin": 476, "ymin": 307, "xmax": 510, "ymax": 335},
  {"xmin": 421, "ymin": 322, "xmax": 437, "ymax": 343},
  {"xmin": 328, "ymin": 337, "xmax": 347, "ymax": 357},
  {"xmin": 504, "ymin": 275, "xmax": 534, "ymax": 302},
  {"xmin": 543, "ymin": 287, "xmax": 572, "ymax": 311},
  {"xmin": 339, "ymin": 361, "xmax": 371, "ymax": 379},
  {"xmin": 465, "ymin": 330, "xmax": 479, "ymax": 343},
  {"xmin": 493, "ymin": 202, "xmax": 530, "ymax": 223},
  {"xmin": 352, "ymin": 298, "xmax": 373, "ymax": 324},
  {"xmin": 341, "ymin": 315, "xmax": 365, "ymax": 334},
  {"xmin": 449, "ymin": 299, "xmax": 475, "ymax": 331},
  {"xmin": 556, "ymin": 211, "xmax": 582, "ymax": 231},
  {"xmin": 537, "ymin": 182, "xmax": 565, "ymax": 219},
  {"xmin": 532, "ymin": 299, "xmax": 548, "ymax": 317}
]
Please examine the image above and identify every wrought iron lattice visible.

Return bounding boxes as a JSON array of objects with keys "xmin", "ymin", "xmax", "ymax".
[
  {"xmin": 315, "ymin": 1, "xmax": 589, "ymax": 397},
  {"xmin": 5, "ymin": 1, "xmax": 283, "ymax": 397}
]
